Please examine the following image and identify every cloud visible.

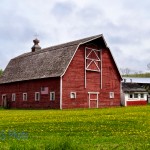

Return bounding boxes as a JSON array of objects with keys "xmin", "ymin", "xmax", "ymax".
[
  {"xmin": 0, "ymin": 0, "xmax": 150, "ymax": 72},
  {"xmin": 51, "ymin": 2, "xmax": 75, "ymax": 19}
]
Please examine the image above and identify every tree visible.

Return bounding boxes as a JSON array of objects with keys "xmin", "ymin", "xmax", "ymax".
[
  {"xmin": 0, "ymin": 69, "xmax": 3, "ymax": 76},
  {"xmin": 147, "ymin": 63, "xmax": 150, "ymax": 70},
  {"xmin": 120, "ymin": 68, "xmax": 131, "ymax": 76},
  {"xmin": 124, "ymin": 68, "xmax": 130, "ymax": 76}
]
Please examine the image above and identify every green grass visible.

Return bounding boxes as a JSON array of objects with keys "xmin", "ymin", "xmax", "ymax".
[{"xmin": 0, "ymin": 106, "xmax": 150, "ymax": 149}]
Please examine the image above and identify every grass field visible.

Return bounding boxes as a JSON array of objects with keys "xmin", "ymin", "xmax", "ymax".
[{"xmin": 0, "ymin": 106, "xmax": 150, "ymax": 150}]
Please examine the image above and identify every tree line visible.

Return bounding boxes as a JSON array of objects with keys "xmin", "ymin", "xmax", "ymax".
[
  {"xmin": 0, "ymin": 69, "xmax": 3, "ymax": 76},
  {"xmin": 120, "ymin": 63, "xmax": 150, "ymax": 77}
]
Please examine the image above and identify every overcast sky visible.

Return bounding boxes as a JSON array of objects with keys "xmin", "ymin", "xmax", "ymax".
[{"xmin": 0, "ymin": 0, "xmax": 150, "ymax": 73}]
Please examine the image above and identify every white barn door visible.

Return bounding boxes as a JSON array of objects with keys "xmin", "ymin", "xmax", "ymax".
[{"xmin": 88, "ymin": 92, "xmax": 99, "ymax": 108}]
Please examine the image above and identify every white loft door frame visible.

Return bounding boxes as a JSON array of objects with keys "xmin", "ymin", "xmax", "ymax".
[{"xmin": 84, "ymin": 47, "xmax": 102, "ymax": 89}]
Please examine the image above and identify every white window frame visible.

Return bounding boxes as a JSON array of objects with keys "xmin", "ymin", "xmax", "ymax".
[
  {"xmin": 134, "ymin": 93, "xmax": 138, "ymax": 99},
  {"xmin": 140, "ymin": 93, "xmax": 144, "ymax": 99},
  {"xmin": 109, "ymin": 92, "xmax": 114, "ymax": 99},
  {"xmin": 12, "ymin": 93, "xmax": 16, "ymax": 101},
  {"xmin": 50, "ymin": 92, "xmax": 55, "ymax": 101},
  {"xmin": 129, "ymin": 94, "xmax": 133, "ymax": 99},
  {"xmin": 70, "ymin": 92, "xmax": 76, "ymax": 99},
  {"xmin": 35, "ymin": 92, "xmax": 40, "ymax": 101},
  {"xmin": 23, "ymin": 93, "xmax": 28, "ymax": 101}
]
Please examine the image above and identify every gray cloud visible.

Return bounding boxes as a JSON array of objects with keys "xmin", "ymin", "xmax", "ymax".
[
  {"xmin": 0, "ymin": 0, "xmax": 150, "ymax": 72},
  {"xmin": 51, "ymin": 2, "xmax": 75, "ymax": 19}
]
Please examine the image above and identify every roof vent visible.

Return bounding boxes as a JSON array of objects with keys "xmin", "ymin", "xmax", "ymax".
[{"xmin": 31, "ymin": 38, "xmax": 41, "ymax": 52}]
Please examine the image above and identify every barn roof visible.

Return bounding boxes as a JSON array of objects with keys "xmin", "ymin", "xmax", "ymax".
[
  {"xmin": 122, "ymin": 82, "xmax": 147, "ymax": 92},
  {"xmin": 0, "ymin": 34, "xmax": 121, "ymax": 84}
]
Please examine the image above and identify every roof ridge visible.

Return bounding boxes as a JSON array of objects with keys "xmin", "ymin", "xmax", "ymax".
[
  {"xmin": 0, "ymin": 34, "xmax": 123, "ymax": 84},
  {"xmin": 13, "ymin": 34, "xmax": 103, "ymax": 60},
  {"xmin": 13, "ymin": 42, "xmax": 79, "ymax": 60}
]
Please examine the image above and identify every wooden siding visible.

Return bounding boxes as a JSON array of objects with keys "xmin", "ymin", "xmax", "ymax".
[
  {"xmin": 62, "ymin": 44, "xmax": 121, "ymax": 109},
  {"xmin": 127, "ymin": 101, "xmax": 147, "ymax": 106},
  {"xmin": 0, "ymin": 77, "xmax": 60, "ymax": 109},
  {"xmin": 0, "ymin": 35, "xmax": 122, "ymax": 109},
  {"xmin": 101, "ymin": 49, "xmax": 121, "ymax": 107},
  {"xmin": 62, "ymin": 45, "xmax": 87, "ymax": 109}
]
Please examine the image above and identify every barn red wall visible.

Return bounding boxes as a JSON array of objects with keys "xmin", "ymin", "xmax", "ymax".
[
  {"xmin": 0, "ymin": 77, "xmax": 60, "ymax": 109},
  {"xmin": 101, "ymin": 49, "xmax": 121, "ymax": 107},
  {"xmin": 62, "ymin": 45, "xmax": 87, "ymax": 109},
  {"xmin": 62, "ymin": 44, "xmax": 121, "ymax": 109},
  {"xmin": 0, "ymin": 43, "xmax": 121, "ymax": 109}
]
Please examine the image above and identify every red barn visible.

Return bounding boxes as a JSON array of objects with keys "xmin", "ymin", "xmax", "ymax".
[{"xmin": 0, "ymin": 34, "xmax": 122, "ymax": 109}]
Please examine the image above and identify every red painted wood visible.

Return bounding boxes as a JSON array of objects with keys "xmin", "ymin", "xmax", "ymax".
[
  {"xmin": 0, "ymin": 42, "xmax": 121, "ymax": 109},
  {"xmin": 127, "ymin": 101, "xmax": 147, "ymax": 106},
  {"xmin": 0, "ymin": 77, "xmax": 60, "ymax": 109},
  {"xmin": 90, "ymin": 100, "xmax": 97, "ymax": 108},
  {"xmin": 62, "ymin": 44, "xmax": 121, "ymax": 109}
]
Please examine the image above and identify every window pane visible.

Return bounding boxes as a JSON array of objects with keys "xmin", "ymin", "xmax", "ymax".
[
  {"xmin": 134, "ymin": 94, "xmax": 138, "ymax": 98},
  {"xmin": 109, "ymin": 92, "xmax": 114, "ymax": 98},
  {"xmin": 50, "ymin": 92, "xmax": 55, "ymax": 101},
  {"xmin": 141, "ymin": 94, "xmax": 144, "ymax": 98},
  {"xmin": 12, "ymin": 93, "xmax": 16, "ymax": 101},
  {"xmin": 35, "ymin": 92, "xmax": 40, "ymax": 101},
  {"xmin": 23, "ymin": 93, "xmax": 27, "ymax": 101},
  {"xmin": 70, "ymin": 92, "xmax": 76, "ymax": 99},
  {"xmin": 129, "ymin": 94, "xmax": 133, "ymax": 98}
]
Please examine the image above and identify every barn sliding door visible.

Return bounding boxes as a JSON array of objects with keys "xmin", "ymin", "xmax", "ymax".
[{"xmin": 88, "ymin": 92, "xmax": 99, "ymax": 108}]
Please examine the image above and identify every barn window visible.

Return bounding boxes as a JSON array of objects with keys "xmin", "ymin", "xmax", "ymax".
[
  {"xmin": 50, "ymin": 92, "xmax": 55, "ymax": 101},
  {"xmin": 109, "ymin": 92, "xmax": 114, "ymax": 98},
  {"xmin": 12, "ymin": 93, "xmax": 16, "ymax": 101},
  {"xmin": 23, "ymin": 93, "xmax": 27, "ymax": 101},
  {"xmin": 35, "ymin": 92, "xmax": 40, "ymax": 101},
  {"xmin": 70, "ymin": 92, "xmax": 76, "ymax": 99},
  {"xmin": 134, "ymin": 93, "xmax": 138, "ymax": 98}
]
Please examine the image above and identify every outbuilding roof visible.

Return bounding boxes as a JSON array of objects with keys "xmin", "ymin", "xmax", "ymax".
[
  {"xmin": 122, "ymin": 82, "xmax": 147, "ymax": 92},
  {"xmin": 123, "ymin": 77, "xmax": 150, "ymax": 84},
  {"xmin": 0, "ymin": 34, "xmax": 121, "ymax": 84}
]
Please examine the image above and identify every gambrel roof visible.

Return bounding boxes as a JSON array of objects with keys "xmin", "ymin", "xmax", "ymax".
[{"xmin": 0, "ymin": 34, "xmax": 121, "ymax": 84}]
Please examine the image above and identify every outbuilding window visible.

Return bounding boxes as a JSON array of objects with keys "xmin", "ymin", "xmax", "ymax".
[
  {"xmin": 70, "ymin": 92, "xmax": 76, "ymax": 99},
  {"xmin": 129, "ymin": 94, "xmax": 133, "ymax": 99},
  {"xmin": 140, "ymin": 93, "xmax": 144, "ymax": 98},
  {"xmin": 12, "ymin": 93, "xmax": 16, "ymax": 101},
  {"xmin": 23, "ymin": 93, "xmax": 27, "ymax": 101},
  {"xmin": 35, "ymin": 92, "xmax": 40, "ymax": 101},
  {"xmin": 50, "ymin": 92, "xmax": 55, "ymax": 101},
  {"xmin": 134, "ymin": 93, "xmax": 138, "ymax": 98}
]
